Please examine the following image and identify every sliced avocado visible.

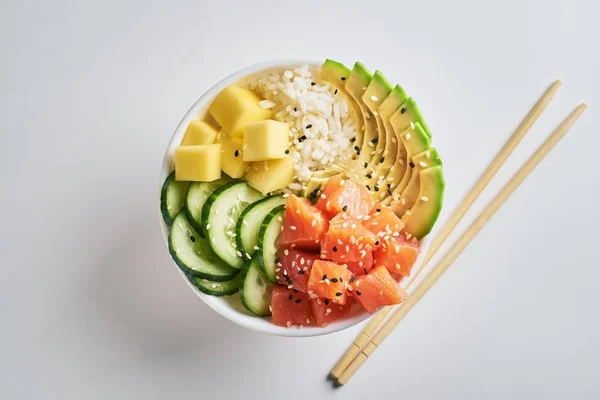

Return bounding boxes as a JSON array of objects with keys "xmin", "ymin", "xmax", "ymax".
[
  {"xmin": 320, "ymin": 59, "xmax": 364, "ymax": 147},
  {"xmin": 402, "ymin": 165, "xmax": 445, "ymax": 239},
  {"xmin": 344, "ymin": 62, "xmax": 377, "ymax": 163},
  {"xmin": 361, "ymin": 71, "xmax": 393, "ymax": 197},
  {"xmin": 391, "ymin": 148, "xmax": 442, "ymax": 216},
  {"xmin": 382, "ymin": 121, "xmax": 431, "ymax": 206},
  {"xmin": 301, "ymin": 174, "xmax": 338, "ymax": 202},
  {"xmin": 391, "ymin": 98, "xmax": 432, "ymax": 138},
  {"xmin": 377, "ymin": 85, "xmax": 409, "ymax": 202}
]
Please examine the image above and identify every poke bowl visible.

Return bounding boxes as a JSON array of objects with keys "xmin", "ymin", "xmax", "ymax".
[{"xmin": 159, "ymin": 59, "xmax": 444, "ymax": 337}]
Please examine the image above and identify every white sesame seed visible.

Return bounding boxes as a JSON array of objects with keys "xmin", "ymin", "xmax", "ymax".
[
  {"xmin": 421, "ymin": 196, "xmax": 429, "ymax": 202},
  {"xmin": 320, "ymin": 193, "xmax": 327, "ymax": 199},
  {"xmin": 205, "ymin": 224, "xmax": 211, "ymax": 230},
  {"xmin": 419, "ymin": 161, "xmax": 427, "ymax": 167},
  {"xmin": 396, "ymin": 263, "xmax": 401, "ymax": 270},
  {"xmin": 284, "ymin": 249, "xmax": 289, "ymax": 256},
  {"xmin": 405, "ymin": 133, "xmax": 411, "ymax": 140},
  {"xmin": 370, "ymin": 95, "xmax": 378, "ymax": 101},
  {"xmin": 254, "ymin": 245, "xmax": 260, "ymax": 251},
  {"xmin": 245, "ymin": 253, "xmax": 251, "ymax": 259},
  {"xmin": 236, "ymin": 250, "xmax": 242, "ymax": 257},
  {"xmin": 275, "ymin": 268, "xmax": 281, "ymax": 272},
  {"xmin": 311, "ymin": 219, "xmax": 316, "ymax": 227},
  {"xmin": 277, "ymin": 216, "xmax": 283, "ymax": 222},
  {"xmin": 287, "ymin": 285, "xmax": 293, "ymax": 289},
  {"xmin": 425, "ymin": 151, "xmax": 431, "ymax": 159},
  {"xmin": 410, "ymin": 121, "xmax": 415, "ymax": 129},
  {"xmin": 290, "ymin": 226, "xmax": 297, "ymax": 230}
]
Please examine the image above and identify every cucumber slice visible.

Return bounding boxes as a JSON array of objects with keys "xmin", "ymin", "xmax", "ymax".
[
  {"xmin": 160, "ymin": 171, "xmax": 190, "ymax": 225},
  {"xmin": 186, "ymin": 272, "xmax": 241, "ymax": 296},
  {"xmin": 202, "ymin": 181, "xmax": 263, "ymax": 269},
  {"xmin": 185, "ymin": 176, "xmax": 232, "ymax": 234},
  {"xmin": 239, "ymin": 258, "xmax": 274, "ymax": 316},
  {"xmin": 168, "ymin": 212, "xmax": 239, "ymax": 281},
  {"xmin": 235, "ymin": 195, "xmax": 287, "ymax": 259},
  {"xmin": 256, "ymin": 205, "xmax": 285, "ymax": 283}
]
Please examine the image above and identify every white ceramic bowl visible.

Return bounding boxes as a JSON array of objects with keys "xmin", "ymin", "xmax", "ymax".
[{"xmin": 159, "ymin": 59, "xmax": 432, "ymax": 336}]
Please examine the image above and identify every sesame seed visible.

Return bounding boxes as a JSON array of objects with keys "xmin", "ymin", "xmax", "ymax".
[
  {"xmin": 290, "ymin": 226, "xmax": 297, "ymax": 230},
  {"xmin": 355, "ymin": 290, "xmax": 362, "ymax": 296},
  {"xmin": 330, "ymin": 278, "xmax": 339, "ymax": 283},
  {"xmin": 253, "ymin": 245, "xmax": 260, "ymax": 251},
  {"xmin": 410, "ymin": 121, "xmax": 415, "ymax": 129},
  {"xmin": 326, "ymin": 308, "xmax": 332, "ymax": 315},
  {"xmin": 425, "ymin": 151, "xmax": 431, "ymax": 159},
  {"xmin": 405, "ymin": 133, "xmax": 411, "ymax": 140},
  {"xmin": 305, "ymin": 124, "xmax": 313, "ymax": 129},
  {"xmin": 333, "ymin": 246, "xmax": 338, "ymax": 252},
  {"xmin": 295, "ymin": 299, "xmax": 302, "ymax": 303},
  {"xmin": 320, "ymin": 193, "xmax": 327, "ymax": 199},
  {"xmin": 370, "ymin": 95, "xmax": 378, "ymax": 101},
  {"xmin": 396, "ymin": 263, "xmax": 401, "ymax": 270},
  {"xmin": 234, "ymin": 150, "xmax": 239, "ymax": 157},
  {"xmin": 245, "ymin": 253, "xmax": 251, "ymax": 259},
  {"xmin": 311, "ymin": 219, "xmax": 317, "ymax": 227},
  {"xmin": 421, "ymin": 196, "xmax": 429, "ymax": 202},
  {"xmin": 236, "ymin": 250, "xmax": 243, "ymax": 257},
  {"xmin": 285, "ymin": 149, "xmax": 290, "ymax": 154},
  {"xmin": 409, "ymin": 162, "xmax": 415, "ymax": 168},
  {"xmin": 335, "ymin": 292, "xmax": 342, "ymax": 297},
  {"xmin": 284, "ymin": 249, "xmax": 289, "ymax": 256},
  {"xmin": 206, "ymin": 224, "xmax": 211, "ymax": 230},
  {"xmin": 419, "ymin": 161, "xmax": 427, "ymax": 167},
  {"xmin": 334, "ymin": 89, "xmax": 338, "ymax": 94}
]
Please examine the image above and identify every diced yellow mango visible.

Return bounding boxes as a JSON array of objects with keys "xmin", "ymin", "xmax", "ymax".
[
  {"xmin": 220, "ymin": 135, "xmax": 249, "ymax": 178},
  {"xmin": 244, "ymin": 156, "xmax": 295, "ymax": 194},
  {"xmin": 175, "ymin": 144, "xmax": 221, "ymax": 182},
  {"xmin": 243, "ymin": 120, "xmax": 289, "ymax": 161},
  {"xmin": 209, "ymin": 86, "xmax": 272, "ymax": 137},
  {"xmin": 181, "ymin": 120, "xmax": 219, "ymax": 146}
]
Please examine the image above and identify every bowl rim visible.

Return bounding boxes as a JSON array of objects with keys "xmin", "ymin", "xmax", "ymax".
[{"xmin": 158, "ymin": 59, "xmax": 432, "ymax": 337}]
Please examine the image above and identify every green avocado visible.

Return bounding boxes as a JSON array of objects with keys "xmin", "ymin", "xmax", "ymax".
[
  {"xmin": 402, "ymin": 165, "xmax": 445, "ymax": 239},
  {"xmin": 345, "ymin": 62, "xmax": 377, "ymax": 163},
  {"xmin": 391, "ymin": 98, "xmax": 432, "ymax": 138},
  {"xmin": 377, "ymin": 85, "xmax": 409, "ymax": 202},
  {"xmin": 383, "ymin": 121, "xmax": 431, "ymax": 206},
  {"xmin": 301, "ymin": 171, "xmax": 340, "ymax": 202},
  {"xmin": 391, "ymin": 147, "xmax": 442, "ymax": 216},
  {"xmin": 320, "ymin": 59, "xmax": 365, "ymax": 147},
  {"xmin": 361, "ymin": 71, "xmax": 393, "ymax": 197}
]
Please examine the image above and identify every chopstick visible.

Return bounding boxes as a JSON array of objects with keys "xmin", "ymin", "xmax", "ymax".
[
  {"xmin": 336, "ymin": 102, "xmax": 588, "ymax": 385},
  {"xmin": 330, "ymin": 79, "xmax": 562, "ymax": 380}
]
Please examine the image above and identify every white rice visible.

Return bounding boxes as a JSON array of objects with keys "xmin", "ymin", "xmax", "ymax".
[{"xmin": 249, "ymin": 65, "xmax": 357, "ymax": 188}]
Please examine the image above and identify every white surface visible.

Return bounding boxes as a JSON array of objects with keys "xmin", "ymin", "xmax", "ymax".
[{"xmin": 1, "ymin": 0, "xmax": 599, "ymax": 398}]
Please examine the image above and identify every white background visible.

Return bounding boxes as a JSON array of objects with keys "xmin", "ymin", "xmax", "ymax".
[{"xmin": 1, "ymin": 0, "xmax": 599, "ymax": 399}]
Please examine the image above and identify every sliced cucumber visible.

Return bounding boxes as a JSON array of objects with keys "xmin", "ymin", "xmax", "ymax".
[
  {"xmin": 185, "ymin": 176, "xmax": 231, "ymax": 234},
  {"xmin": 239, "ymin": 258, "xmax": 274, "ymax": 316},
  {"xmin": 168, "ymin": 212, "xmax": 239, "ymax": 281},
  {"xmin": 235, "ymin": 195, "xmax": 287, "ymax": 259},
  {"xmin": 160, "ymin": 171, "xmax": 190, "ymax": 225},
  {"xmin": 186, "ymin": 272, "xmax": 241, "ymax": 296},
  {"xmin": 256, "ymin": 205, "xmax": 285, "ymax": 283},
  {"xmin": 202, "ymin": 181, "xmax": 263, "ymax": 269}
]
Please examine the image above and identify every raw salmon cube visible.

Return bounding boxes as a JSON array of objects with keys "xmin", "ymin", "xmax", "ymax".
[
  {"xmin": 307, "ymin": 260, "xmax": 352, "ymax": 305},
  {"xmin": 278, "ymin": 194, "xmax": 329, "ymax": 251}
]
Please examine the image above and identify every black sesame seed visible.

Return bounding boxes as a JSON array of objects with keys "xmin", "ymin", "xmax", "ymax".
[
  {"xmin": 366, "ymin": 174, "xmax": 372, "ymax": 179},
  {"xmin": 333, "ymin": 246, "xmax": 338, "ymax": 252},
  {"xmin": 311, "ymin": 82, "xmax": 316, "ymax": 86},
  {"xmin": 350, "ymin": 276, "xmax": 355, "ymax": 283},
  {"xmin": 374, "ymin": 186, "xmax": 380, "ymax": 192},
  {"xmin": 275, "ymin": 257, "xmax": 280, "ymax": 264},
  {"xmin": 293, "ymin": 289, "xmax": 299, "ymax": 293},
  {"xmin": 355, "ymin": 290, "xmax": 362, "ymax": 296},
  {"xmin": 354, "ymin": 146, "xmax": 360, "ymax": 152},
  {"xmin": 342, "ymin": 205, "xmax": 348, "ymax": 212},
  {"xmin": 363, "ymin": 268, "xmax": 368, "ymax": 274},
  {"xmin": 363, "ymin": 162, "xmax": 368, "ymax": 168},
  {"xmin": 324, "ymin": 299, "xmax": 330, "ymax": 305},
  {"xmin": 306, "ymin": 124, "xmax": 313, "ymax": 129},
  {"xmin": 400, "ymin": 108, "xmax": 406, "ymax": 114},
  {"xmin": 371, "ymin": 138, "xmax": 378, "ymax": 144},
  {"xmin": 334, "ymin": 89, "xmax": 338, "ymax": 94},
  {"xmin": 285, "ymin": 149, "xmax": 290, "ymax": 154},
  {"xmin": 294, "ymin": 107, "xmax": 297, "ymax": 112},
  {"xmin": 234, "ymin": 150, "xmax": 239, "ymax": 157},
  {"xmin": 330, "ymin": 278, "xmax": 339, "ymax": 283},
  {"xmin": 366, "ymin": 185, "xmax": 371, "ymax": 191},
  {"xmin": 350, "ymin": 137, "xmax": 356, "ymax": 143},
  {"xmin": 288, "ymin": 295, "xmax": 293, "ymax": 301},
  {"xmin": 190, "ymin": 235, "xmax": 196, "ymax": 242},
  {"xmin": 376, "ymin": 208, "xmax": 381, "ymax": 212},
  {"xmin": 379, "ymin": 157, "xmax": 385, "ymax": 164},
  {"xmin": 298, "ymin": 270, "xmax": 305, "ymax": 275},
  {"xmin": 322, "ymin": 274, "xmax": 328, "ymax": 280},
  {"xmin": 335, "ymin": 292, "xmax": 342, "ymax": 297},
  {"xmin": 387, "ymin": 184, "xmax": 392, "ymax": 188},
  {"xmin": 340, "ymin": 277, "xmax": 343, "ymax": 283},
  {"xmin": 299, "ymin": 135, "xmax": 307, "ymax": 142},
  {"xmin": 409, "ymin": 162, "xmax": 415, "ymax": 168},
  {"xmin": 295, "ymin": 299, "xmax": 302, "ymax": 303},
  {"xmin": 388, "ymin": 189, "xmax": 393, "ymax": 196},
  {"xmin": 375, "ymin": 241, "xmax": 380, "ymax": 246},
  {"xmin": 341, "ymin": 77, "xmax": 346, "ymax": 81}
]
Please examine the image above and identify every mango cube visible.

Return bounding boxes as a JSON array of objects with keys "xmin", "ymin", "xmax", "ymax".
[
  {"xmin": 244, "ymin": 156, "xmax": 295, "ymax": 194},
  {"xmin": 209, "ymin": 86, "xmax": 272, "ymax": 137},
  {"xmin": 181, "ymin": 120, "xmax": 218, "ymax": 146},
  {"xmin": 220, "ymin": 135, "xmax": 249, "ymax": 178},
  {"xmin": 175, "ymin": 144, "xmax": 221, "ymax": 182},
  {"xmin": 243, "ymin": 120, "xmax": 289, "ymax": 161}
]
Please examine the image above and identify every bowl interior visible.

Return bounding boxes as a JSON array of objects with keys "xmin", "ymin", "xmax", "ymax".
[{"xmin": 159, "ymin": 59, "xmax": 432, "ymax": 337}]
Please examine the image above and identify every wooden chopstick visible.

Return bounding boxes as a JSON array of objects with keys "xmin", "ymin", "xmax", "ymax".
[
  {"xmin": 330, "ymin": 79, "xmax": 562, "ymax": 379},
  {"xmin": 336, "ymin": 103, "xmax": 588, "ymax": 385}
]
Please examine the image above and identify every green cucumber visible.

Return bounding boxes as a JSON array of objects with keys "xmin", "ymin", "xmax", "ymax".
[
  {"xmin": 235, "ymin": 195, "xmax": 287, "ymax": 259},
  {"xmin": 186, "ymin": 272, "xmax": 241, "ymax": 296},
  {"xmin": 185, "ymin": 176, "xmax": 231, "ymax": 234},
  {"xmin": 202, "ymin": 181, "xmax": 263, "ymax": 269},
  {"xmin": 160, "ymin": 171, "xmax": 190, "ymax": 225},
  {"xmin": 239, "ymin": 257, "xmax": 274, "ymax": 316},
  {"xmin": 256, "ymin": 205, "xmax": 285, "ymax": 283},
  {"xmin": 168, "ymin": 212, "xmax": 239, "ymax": 281}
]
